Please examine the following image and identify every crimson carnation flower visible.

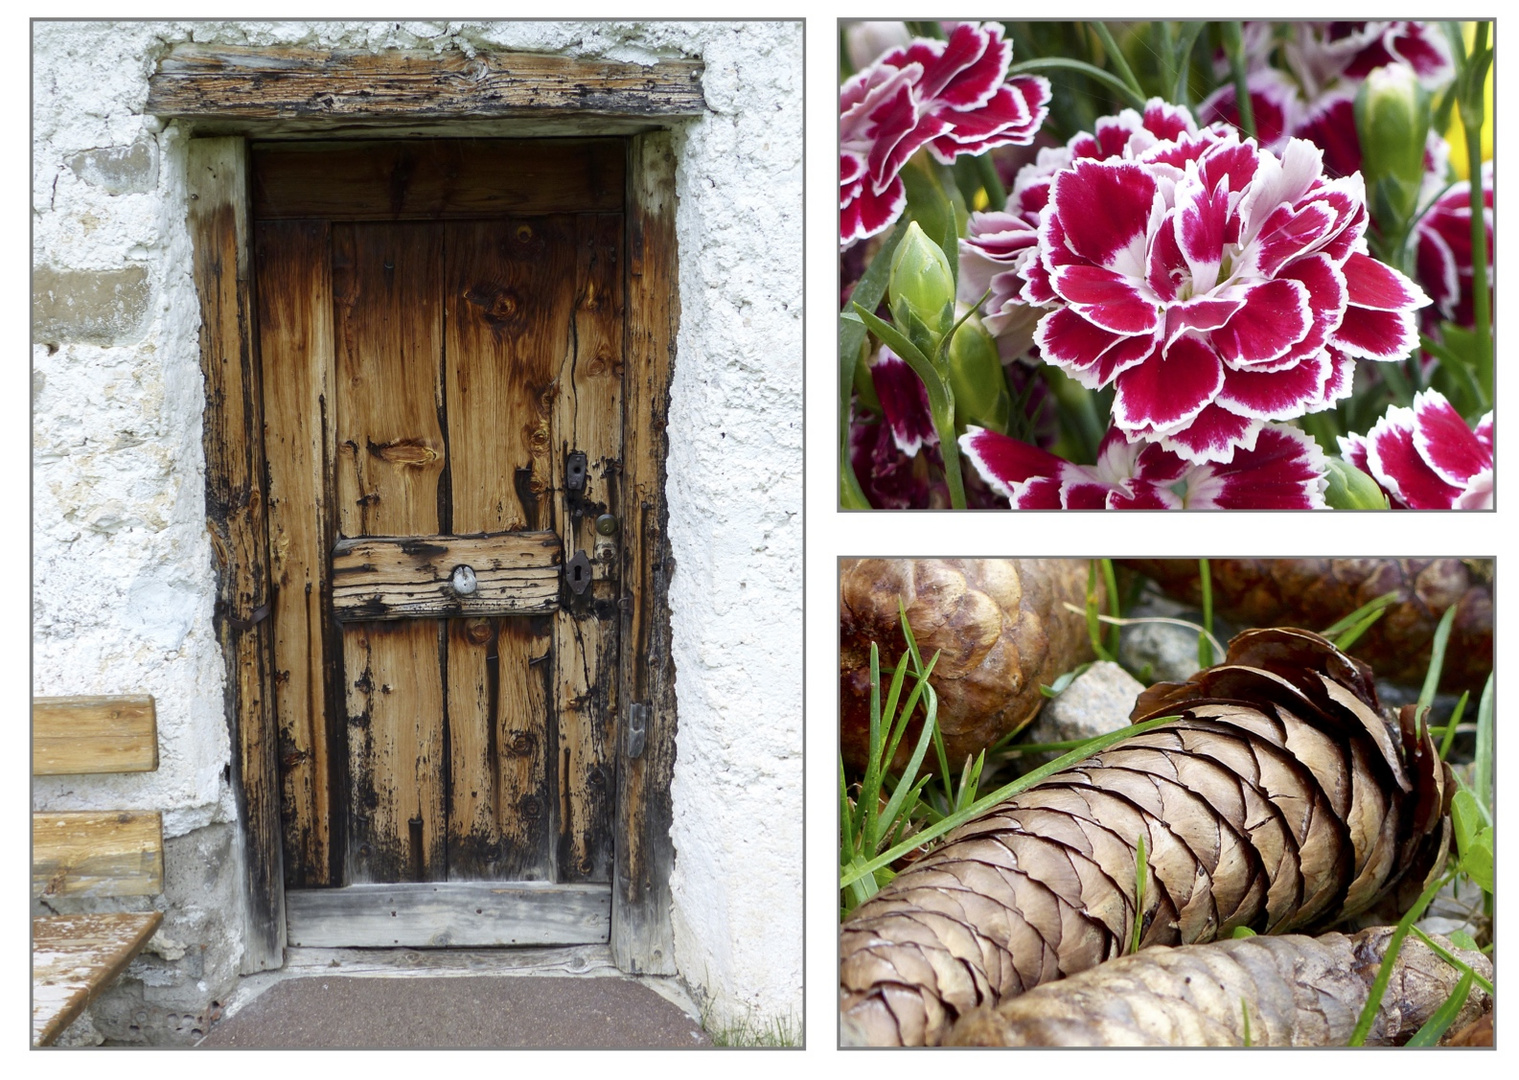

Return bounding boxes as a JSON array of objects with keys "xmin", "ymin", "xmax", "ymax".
[
  {"xmin": 1416, "ymin": 162, "xmax": 1494, "ymax": 329},
  {"xmin": 960, "ymin": 423, "xmax": 1328, "ymax": 509},
  {"xmin": 840, "ymin": 22, "xmax": 1050, "ymax": 246},
  {"xmin": 1339, "ymin": 389, "xmax": 1493, "ymax": 509},
  {"xmin": 1021, "ymin": 129, "xmax": 1430, "ymax": 464}
]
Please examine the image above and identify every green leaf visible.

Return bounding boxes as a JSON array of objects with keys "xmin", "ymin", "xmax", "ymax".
[
  {"xmin": 1462, "ymin": 828, "xmax": 1494, "ymax": 894},
  {"xmin": 1451, "ymin": 788, "xmax": 1482, "ymax": 858},
  {"xmin": 839, "ymin": 221, "xmax": 908, "ymax": 506},
  {"xmin": 1230, "ymin": 926, "xmax": 1257, "ymax": 939},
  {"xmin": 1404, "ymin": 971, "xmax": 1474, "ymax": 1047}
]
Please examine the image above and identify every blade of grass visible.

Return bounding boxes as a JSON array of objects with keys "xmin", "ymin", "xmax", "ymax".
[
  {"xmin": 1404, "ymin": 971, "xmax": 1474, "ymax": 1047},
  {"xmin": 1061, "ymin": 606, "xmax": 1226, "ymax": 662},
  {"xmin": 1241, "ymin": 998, "xmax": 1251, "ymax": 1047},
  {"xmin": 1085, "ymin": 561, "xmax": 1113, "ymax": 662},
  {"xmin": 1331, "ymin": 607, "xmax": 1388, "ymax": 652},
  {"xmin": 1100, "ymin": 558, "xmax": 1121, "ymax": 658},
  {"xmin": 1409, "ymin": 926, "xmax": 1496, "ymax": 996},
  {"xmin": 1416, "ymin": 603, "xmax": 1459, "ymax": 715},
  {"xmin": 1347, "ymin": 870, "xmax": 1453, "ymax": 1045},
  {"xmin": 1319, "ymin": 590, "xmax": 1401, "ymax": 640},
  {"xmin": 1437, "ymin": 690, "xmax": 1470, "ymax": 760},
  {"xmin": 841, "ymin": 715, "xmax": 1179, "ymax": 889},
  {"xmin": 1474, "ymin": 672, "xmax": 1493, "ymax": 816},
  {"xmin": 1197, "ymin": 557, "xmax": 1214, "ymax": 669},
  {"xmin": 1130, "ymin": 833, "xmax": 1148, "ymax": 955}
]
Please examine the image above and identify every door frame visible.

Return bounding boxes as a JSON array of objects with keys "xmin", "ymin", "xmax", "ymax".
[{"xmin": 167, "ymin": 44, "xmax": 697, "ymax": 976}]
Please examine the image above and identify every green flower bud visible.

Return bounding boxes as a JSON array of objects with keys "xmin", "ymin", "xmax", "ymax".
[
  {"xmin": 1354, "ymin": 63, "xmax": 1431, "ymax": 234},
  {"xmin": 889, "ymin": 221, "xmax": 955, "ymax": 341},
  {"xmin": 946, "ymin": 317, "xmax": 1010, "ymax": 434},
  {"xmin": 1323, "ymin": 456, "xmax": 1391, "ymax": 510}
]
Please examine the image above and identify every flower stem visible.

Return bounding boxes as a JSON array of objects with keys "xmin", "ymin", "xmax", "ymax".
[
  {"xmin": 1221, "ymin": 21, "xmax": 1256, "ymax": 140},
  {"xmin": 1089, "ymin": 21, "xmax": 1144, "ymax": 103},
  {"xmin": 1461, "ymin": 23, "xmax": 1493, "ymax": 402},
  {"xmin": 1172, "ymin": 21, "xmax": 1207, "ymax": 107},
  {"xmin": 1009, "ymin": 58, "xmax": 1148, "ymax": 112}
]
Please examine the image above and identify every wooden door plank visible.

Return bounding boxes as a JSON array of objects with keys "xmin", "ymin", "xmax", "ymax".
[
  {"xmin": 443, "ymin": 216, "xmax": 580, "ymax": 881},
  {"xmin": 484, "ymin": 617, "xmax": 555, "ymax": 879},
  {"xmin": 32, "ymin": 912, "xmax": 164, "ymax": 1046},
  {"xmin": 149, "ymin": 45, "xmax": 705, "ymax": 121},
  {"xmin": 32, "ymin": 812, "xmax": 164, "ymax": 899},
  {"xmin": 186, "ymin": 136, "xmax": 286, "ymax": 973},
  {"xmin": 252, "ymin": 141, "xmax": 626, "ymax": 220},
  {"xmin": 333, "ymin": 221, "xmax": 448, "ymax": 884},
  {"xmin": 284, "ymin": 882, "xmax": 609, "ymax": 948},
  {"xmin": 552, "ymin": 212, "xmax": 624, "ymax": 884},
  {"xmin": 256, "ymin": 218, "xmax": 339, "ymax": 888},
  {"xmin": 612, "ymin": 133, "xmax": 681, "ymax": 974},
  {"xmin": 31, "ymin": 696, "xmax": 157, "ymax": 776},
  {"xmin": 331, "ymin": 530, "xmax": 561, "ymax": 620}
]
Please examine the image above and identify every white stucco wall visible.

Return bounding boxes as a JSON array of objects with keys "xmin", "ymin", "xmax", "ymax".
[{"xmin": 32, "ymin": 19, "xmax": 802, "ymax": 1035}]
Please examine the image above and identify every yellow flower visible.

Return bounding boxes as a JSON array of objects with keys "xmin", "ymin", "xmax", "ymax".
[{"xmin": 1446, "ymin": 21, "xmax": 1494, "ymax": 179}]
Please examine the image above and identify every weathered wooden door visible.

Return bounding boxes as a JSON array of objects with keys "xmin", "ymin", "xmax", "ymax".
[{"xmin": 252, "ymin": 139, "xmax": 623, "ymax": 947}]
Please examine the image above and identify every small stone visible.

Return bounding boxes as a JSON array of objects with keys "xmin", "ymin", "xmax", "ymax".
[
  {"xmin": 1017, "ymin": 661, "xmax": 1146, "ymax": 767},
  {"xmin": 68, "ymin": 142, "xmax": 158, "ymax": 195},
  {"xmin": 33, "ymin": 266, "xmax": 152, "ymax": 346},
  {"xmin": 1118, "ymin": 616, "xmax": 1219, "ymax": 686}
]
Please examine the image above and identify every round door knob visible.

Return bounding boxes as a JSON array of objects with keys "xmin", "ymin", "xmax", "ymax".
[
  {"xmin": 450, "ymin": 565, "xmax": 479, "ymax": 595},
  {"xmin": 594, "ymin": 513, "xmax": 619, "ymax": 537}
]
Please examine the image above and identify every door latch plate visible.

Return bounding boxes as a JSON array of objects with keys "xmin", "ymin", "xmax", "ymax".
[{"xmin": 566, "ymin": 549, "xmax": 593, "ymax": 595}]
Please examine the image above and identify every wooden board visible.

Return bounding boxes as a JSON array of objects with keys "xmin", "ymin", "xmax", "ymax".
[
  {"xmin": 284, "ymin": 882, "xmax": 609, "ymax": 948},
  {"xmin": 257, "ymin": 216, "xmax": 340, "ymax": 889},
  {"xmin": 188, "ymin": 136, "xmax": 287, "ymax": 972},
  {"xmin": 32, "ymin": 696, "xmax": 158, "ymax": 776},
  {"xmin": 149, "ymin": 45, "xmax": 705, "ymax": 121},
  {"xmin": 32, "ymin": 912, "xmax": 163, "ymax": 1046},
  {"xmin": 552, "ymin": 213, "xmax": 623, "ymax": 885},
  {"xmin": 32, "ymin": 812, "xmax": 164, "ymax": 899},
  {"xmin": 252, "ymin": 140, "xmax": 625, "ymax": 220},
  {"xmin": 334, "ymin": 220, "xmax": 448, "ymax": 886},
  {"xmin": 612, "ymin": 132, "xmax": 681, "ymax": 975},
  {"xmin": 331, "ymin": 531, "xmax": 562, "ymax": 620}
]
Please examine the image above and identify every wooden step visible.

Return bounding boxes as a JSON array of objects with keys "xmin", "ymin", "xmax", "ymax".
[{"xmin": 32, "ymin": 911, "xmax": 163, "ymax": 1046}]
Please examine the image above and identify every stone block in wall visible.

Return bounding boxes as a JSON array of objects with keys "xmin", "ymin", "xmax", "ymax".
[
  {"xmin": 33, "ymin": 266, "xmax": 152, "ymax": 347},
  {"xmin": 68, "ymin": 142, "xmax": 158, "ymax": 195}
]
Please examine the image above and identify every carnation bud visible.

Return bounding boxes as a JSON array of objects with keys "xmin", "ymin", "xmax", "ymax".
[
  {"xmin": 1354, "ymin": 64, "xmax": 1431, "ymax": 233},
  {"xmin": 946, "ymin": 317, "xmax": 1010, "ymax": 433},
  {"xmin": 889, "ymin": 221, "xmax": 956, "ymax": 340},
  {"xmin": 1323, "ymin": 456, "xmax": 1391, "ymax": 510}
]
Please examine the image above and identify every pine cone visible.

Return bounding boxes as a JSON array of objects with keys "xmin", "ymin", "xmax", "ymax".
[
  {"xmin": 839, "ymin": 628, "xmax": 1451, "ymax": 1046},
  {"xmin": 1123, "ymin": 558, "xmax": 1493, "ymax": 695},
  {"xmin": 948, "ymin": 927, "xmax": 1492, "ymax": 1047},
  {"xmin": 840, "ymin": 558, "xmax": 1096, "ymax": 774}
]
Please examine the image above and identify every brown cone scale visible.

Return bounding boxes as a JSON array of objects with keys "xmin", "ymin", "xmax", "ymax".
[
  {"xmin": 839, "ymin": 558, "xmax": 1096, "ymax": 775},
  {"xmin": 839, "ymin": 628, "xmax": 1452, "ymax": 1046}
]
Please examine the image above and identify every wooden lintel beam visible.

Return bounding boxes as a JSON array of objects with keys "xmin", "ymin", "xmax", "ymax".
[{"xmin": 148, "ymin": 45, "xmax": 707, "ymax": 121}]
